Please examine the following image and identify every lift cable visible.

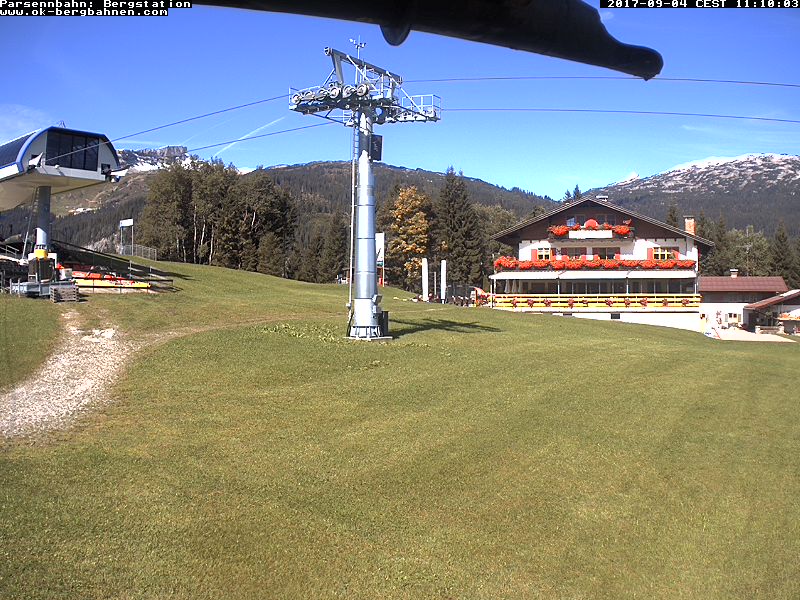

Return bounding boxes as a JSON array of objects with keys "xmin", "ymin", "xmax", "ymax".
[
  {"xmin": 182, "ymin": 122, "xmax": 335, "ymax": 155},
  {"xmin": 444, "ymin": 107, "xmax": 800, "ymax": 126}
]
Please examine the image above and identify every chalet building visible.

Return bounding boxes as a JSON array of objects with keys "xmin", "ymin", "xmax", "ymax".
[
  {"xmin": 697, "ymin": 271, "xmax": 789, "ymax": 329},
  {"xmin": 490, "ymin": 197, "xmax": 714, "ymax": 330},
  {"xmin": 745, "ymin": 290, "xmax": 800, "ymax": 334}
]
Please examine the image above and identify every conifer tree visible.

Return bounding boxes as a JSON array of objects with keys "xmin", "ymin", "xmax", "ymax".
[
  {"xmin": 318, "ymin": 213, "xmax": 348, "ymax": 283},
  {"xmin": 138, "ymin": 160, "xmax": 193, "ymax": 262},
  {"xmin": 257, "ymin": 231, "xmax": 286, "ymax": 277},
  {"xmin": 666, "ymin": 203, "xmax": 680, "ymax": 228},
  {"xmin": 770, "ymin": 221, "xmax": 799, "ymax": 288},
  {"xmin": 433, "ymin": 168, "xmax": 486, "ymax": 286}
]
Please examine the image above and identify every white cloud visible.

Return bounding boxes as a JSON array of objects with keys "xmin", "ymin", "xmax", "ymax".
[
  {"xmin": 0, "ymin": 105, "xmax": 53, "ymax": 143},
  {"xmin": 599, "ymin": 10, "xmax": 614, "ymax": 22}
]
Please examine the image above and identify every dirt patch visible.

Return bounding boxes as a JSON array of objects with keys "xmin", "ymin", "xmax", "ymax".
[
  {"xmin": 0, "ymin": 311, "xmax": 144, "ymax": 439},
  {"xmin": 0, "ymin": 312, "xmax": 293, "ymax": 440}
]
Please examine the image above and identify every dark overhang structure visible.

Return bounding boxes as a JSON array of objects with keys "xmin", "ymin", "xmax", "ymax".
[{"xmin": 194, "ymin": 0, "xmax": 663, "ymax": 80}]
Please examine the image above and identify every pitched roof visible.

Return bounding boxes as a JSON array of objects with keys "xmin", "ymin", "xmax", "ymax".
[
  {"xmin": 493, "ymin": 197, "xmax": 714, "ymax": 248},
  {"xmin": 698, "ymin": 276, "xmax": 789, "ymax": 293},
  {"xmin": 744, "ymin": 289, "xmax": 800, "ymax": 310}
]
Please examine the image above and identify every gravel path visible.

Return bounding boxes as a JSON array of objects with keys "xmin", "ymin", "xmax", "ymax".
[{"xmin": 0, "ymin": 311, "xmax": 142, "ymax": 439}]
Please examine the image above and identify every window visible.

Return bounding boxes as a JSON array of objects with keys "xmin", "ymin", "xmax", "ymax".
[
  {"xmin": 564, "ymin": 247, "xmax": 586, "ymax": 258},
  {"xmin": 596, "ymin": 213, "xmax": 618, "ymax": 225},
  {"xmin": 565, "ymin": 215, "xmax": 585, "ymax": 227},
  {"xmin": 536, "ymin": 248, "xmax": 551, "ymax": 260},
  {"xmin": 652, "ymin": 247, "xmax": 679, "ymax": 261},
  {"xmin": 45, "ymin": 131, "xmax": 100, "ymax": 171},
  {"xmin": 596, "ymin": 247, "xmax": 620, "ymax": 260}
]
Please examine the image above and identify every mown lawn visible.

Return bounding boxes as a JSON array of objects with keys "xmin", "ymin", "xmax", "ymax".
[
  {"xmin": 2, "ymin": 262, "xmax": 799, "ymax": 599},
  {"xmin": 0, "ymin": 294, "xmax": 62, "ymax": 392}
]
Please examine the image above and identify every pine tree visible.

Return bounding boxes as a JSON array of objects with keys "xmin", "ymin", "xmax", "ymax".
[
  {"xmin": 296, "ymin": 225, "xmax": 325, "ymax": 282},
  {"xmin": 770, "ymin": 221, "xmax": 800, "ymax": 288},
  {"xmin": 386, "ymin": 186, "xmax": 431, "ymax": 291},
  {"xmin": 318, "ymin": 213, "xmax": 348, "ymax": 283},
  {"xmin": 257, "ymin": 231, "xmax": 285, "ymax": 277},
  {"xmin": 573, "ymin": 185, "xmax": 582, "ymax": 201},
  {"xmin": 138, "ymin": 160, "xmax": 194, "ymax": 262},
  {"xmin": 666, "ymin": 203, "xmax": 680, "ymax": 228},
  {"xmin": 433, "ymin": 168, "xmax": 485, "ymax": 286}
]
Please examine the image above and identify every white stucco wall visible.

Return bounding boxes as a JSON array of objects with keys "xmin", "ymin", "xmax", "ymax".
[{"xmin": 519, "ymin": 237, "xmax": 698, "ymax": 262}]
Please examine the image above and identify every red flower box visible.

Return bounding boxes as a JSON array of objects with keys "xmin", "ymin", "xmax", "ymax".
[
  {"xmin": 531, "ymin": 260, "xmax": 550, "ymax": 269},
  {"xmin": 550, "ymin": 259, "xmax": 566, "ymax": 270},
  {"xmin": 658, "ymin": 260, "xmax": 677, "ymax": 269},
  {"xmin": 518, "ymin": 260, "xmax": 534, "ymax": 271},
  {"xmin": 620, "ymin": 259, "xmax": 640, "ymax": 268},
  {"xmin": 640, "ymin": 260, "xmax": 657, "ymax": 269},
  {"xmin": 584, "ymin": 260, "xmax": 602, "ymax": 269},
  {"xmin": 601, "ymin": 259, "xmax": 620, "ymax": 269},
  {"xmin": 612, "ymin": 225, "xmax": 631, "ymax": 236},
  {"xmin": 548, "ymin": 225, "xmax": 569, "ymax": 237},
  {"xmin": 677, "ymin": 259, "xmax": 696, "ymax": 269}
]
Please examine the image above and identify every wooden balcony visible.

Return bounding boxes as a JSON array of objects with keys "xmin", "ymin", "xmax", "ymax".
[{"xmin": 492, "ymin": 293, "xmax": 701, "ymax": 311}]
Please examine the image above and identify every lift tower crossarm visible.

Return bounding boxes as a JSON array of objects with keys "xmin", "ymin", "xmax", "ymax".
[{"xmin": 325, "ymin": 47, "xmax": 403, "ymax": 85}]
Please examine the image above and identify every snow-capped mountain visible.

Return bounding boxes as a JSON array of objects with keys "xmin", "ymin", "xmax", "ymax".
[
  {"xmin": 118, "ymin": 147, "xmax": 187, "ymax": 172},
  {"xmin": 590, "ymin": 154, "xmax": 800, "ymax": 235}
]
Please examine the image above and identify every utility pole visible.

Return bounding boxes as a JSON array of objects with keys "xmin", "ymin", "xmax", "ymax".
[{"xmin": 290, "ymin": 46, "xmax": 440, "ymax": 340}]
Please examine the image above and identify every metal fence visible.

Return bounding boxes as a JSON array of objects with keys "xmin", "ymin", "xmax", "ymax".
[{"xmin": 119, "ymin": 244, "xmax": 158, "ymax": 261}]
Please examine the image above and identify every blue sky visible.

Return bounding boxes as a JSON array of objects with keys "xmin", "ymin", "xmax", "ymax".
[{"xmin": 1, "ymin": 5, "xmax": 798, "ymax": 200}]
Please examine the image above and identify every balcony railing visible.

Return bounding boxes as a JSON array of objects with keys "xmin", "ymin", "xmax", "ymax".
[
  {"xmin": 492, "ymin": 294, "xmax": 701, "ymax": 311},
  {"xmin": 493, "ymin": 257, "xmax": 697, "ymax": 272},
  {"xmin": 547, "ymin": 224, "xmax": 634, "ymax": 242}
]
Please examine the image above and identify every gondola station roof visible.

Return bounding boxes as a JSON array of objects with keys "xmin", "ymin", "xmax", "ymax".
[{"xmin": 0, "ymin": 126, "xmax": 121, "ymax": 211}]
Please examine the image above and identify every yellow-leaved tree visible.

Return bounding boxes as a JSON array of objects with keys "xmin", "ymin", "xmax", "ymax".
[{"xmin": 387, "ymin": 186, "xmax": 431, "ymax": 292}]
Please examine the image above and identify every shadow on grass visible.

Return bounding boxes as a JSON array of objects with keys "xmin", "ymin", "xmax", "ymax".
[{"xmin": 390, "ymin": 317, "xmax": 501, "ymax": 338}]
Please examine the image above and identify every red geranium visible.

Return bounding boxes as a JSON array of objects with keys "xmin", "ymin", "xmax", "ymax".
[
  {"xmin": 602, "ymin": 223, "xmax": 613, "ymax": 230},
  {"xmin": 548, "ymin": 225, "xmax": 569, "ymax": 237},
  {"xmin": 640, "ymin": 260, "xmax": 657, "ymax": 269},
  {"xmin": 658, "ymin": 260, "xmax": 677, "ymax": 269},
  {"xmin": 620, "ymin": 259, "xmax": 640, "ymax": 268},
  {"xmin": 531, "ymin": 259, "xmax": 550, "ymax": 269},
  {"xmin": 601, "ymin": 259, "xmax": 620, "ymax": 269},
  {"xmin": 563, "ymin": 259, "xmax": 585, "ymax": 270},
  {"xmin": 612, "ymin": 225, "xmax": 631, "ymax": 236},
  {"xmin": 571, "ymin": 223, "xmax": 581, "ymax": 231},
  {"xmin": 584, "ymin": 259, "xmax": 602, "ymax": 269},
  {"xmin": 550, "ymin": 259, "xmax": 565, "ymax": 270},
  {"xmin": 494, "ymin": 256, "xmax": 518, "ymax": 271},
  {"xmin": 677, "ymin": 259, "xmax": 696, "ymax": 269},
  {"xmin": 518, "ymin": 260, "xmax": 534, "ymax": 271}
]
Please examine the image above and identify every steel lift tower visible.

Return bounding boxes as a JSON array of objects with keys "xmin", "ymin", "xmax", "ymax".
[{"xmin": 290, "ymin": 47, "xmax": 440, "ymax": 340}]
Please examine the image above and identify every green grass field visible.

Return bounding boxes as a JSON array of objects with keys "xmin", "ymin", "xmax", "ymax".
[
  {"xmin": 2, "ymin": 263, "xmax": 799, "ymax": 599},
  {"xmin": 0, "ymin": 295, "xmax": 62, "ymax": 392}
]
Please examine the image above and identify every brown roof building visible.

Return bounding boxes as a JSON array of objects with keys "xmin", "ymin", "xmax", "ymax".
[{"xmin": 698, "ymin": 276, "xmax": 789, "ymax": 294}]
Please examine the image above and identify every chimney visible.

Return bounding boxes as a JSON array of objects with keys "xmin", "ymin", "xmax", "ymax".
[
  {"xmin": 730, "ymin": 268, "xmax": 738, "ymax": 278},
  {"xmin": 683, "ymin": 215, "xmax": 696, "ymax": 235}
]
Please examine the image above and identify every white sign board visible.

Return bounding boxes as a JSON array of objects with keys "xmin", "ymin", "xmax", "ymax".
[
  {"xmin": 376, "ymin": 232, "xmax": 385, "ymax": 266},
  {"xmin": 119, "ymin": 218, "xmax": 134, "ymax": 227}
]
